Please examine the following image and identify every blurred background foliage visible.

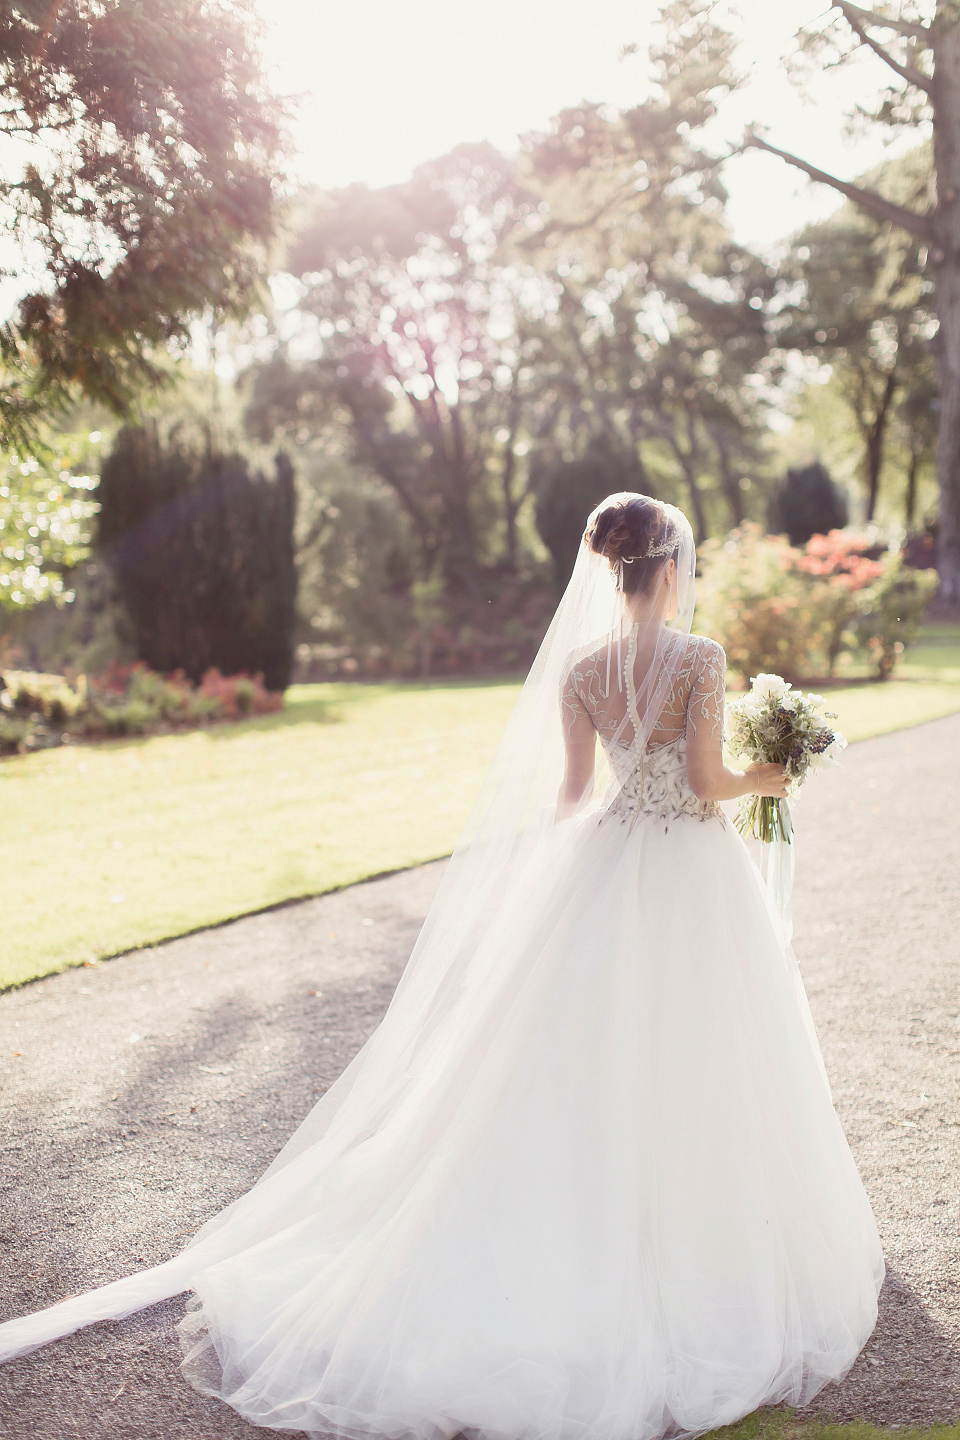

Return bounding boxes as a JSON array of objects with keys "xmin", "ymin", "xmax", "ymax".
[{"xmin": 0, "ymin": 0, "xmax": 948, "ymax": 710}]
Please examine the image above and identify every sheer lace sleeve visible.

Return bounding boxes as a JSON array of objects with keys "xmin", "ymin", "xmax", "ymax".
[
  {"xmin": 560, "ymin": 665, "xmax": 593, "ymax": 741},
  {"xmin": 685, "ymin": 639, "xmax": 726, "ymax": 748}
]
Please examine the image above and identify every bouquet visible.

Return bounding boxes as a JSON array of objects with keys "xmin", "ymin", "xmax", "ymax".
[{"xmin": 726, "ymin": 673, "xmax": 847, "ymax": 844}]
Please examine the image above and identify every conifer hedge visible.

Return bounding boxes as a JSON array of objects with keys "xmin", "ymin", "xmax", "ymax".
[{"xmin": 97, "ymin": 425, "xmax": 297, "ymax": 690}]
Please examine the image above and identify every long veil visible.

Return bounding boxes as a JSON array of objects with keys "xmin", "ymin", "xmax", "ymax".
[{"xmin": 0, "ymin": 493, "xmax": 697, "ymax": 1365}]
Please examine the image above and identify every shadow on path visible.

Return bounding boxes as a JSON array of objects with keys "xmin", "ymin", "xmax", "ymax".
[{"xmin": 803, "ymin": 1267, "xmax": 960, "ymax": 1426}]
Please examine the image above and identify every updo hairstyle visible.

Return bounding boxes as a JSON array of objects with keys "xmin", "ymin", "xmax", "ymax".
[{"xmin": 585, "ymin": 496, "xmax": 678, "ymax": 596}]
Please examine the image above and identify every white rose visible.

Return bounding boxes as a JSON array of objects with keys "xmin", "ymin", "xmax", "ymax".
[
  {"xmin": 751, "ymin": 673, "xmax": 790, "ymax": 701},
  {"xmin": 779, "ymin": 694, "xmax": 797, "ymax": 712}
]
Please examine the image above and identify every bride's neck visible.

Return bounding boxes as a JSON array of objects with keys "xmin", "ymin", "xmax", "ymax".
[{"xmin": 624, "ymin": 594, "xmax": 667, "ymax": 628}]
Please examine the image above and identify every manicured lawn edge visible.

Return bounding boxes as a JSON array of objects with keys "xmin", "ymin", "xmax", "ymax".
[{"xmin": 705, "ymin": 1412, "xmax": 960, "ymax": 1440}]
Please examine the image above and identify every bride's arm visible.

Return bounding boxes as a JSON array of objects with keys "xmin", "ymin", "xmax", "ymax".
[
  {"xmin": 685, "ymin": 640, "xmax": 786, "ymax": 802},
  {"xmin": 687, "ymin": 746, "xmax": 787, "ymax": 802},
  {"xmin": 557, "ymin": 673, "xmax": 597, "ymax": 819}
]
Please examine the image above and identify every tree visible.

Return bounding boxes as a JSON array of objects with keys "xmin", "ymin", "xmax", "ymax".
[
  {"xmin": 246, "ymin": 147, "xmax": 540, "ymax": 594},
  {"xmin": 246, "ymin": 0, "xmax": 777, "ymax": 623},
  {"xmin": 0, "ymin": 0, "xmax": 284, "ymax": 445},
  {"xmin": 744, "ymin": 1, "xmax": 960, "ymax": 600},
  {"xmin": 534, "ymin": 443, "xmax": 647, "ymax": 589},
  {"xmin": 518, "ymin": 7, "xmax": 779, "ymax": 542},
  {"xmin": 780, "ymin": 149, "xmax": 934, "ymax": 521},
  {"xmin": 0, "ymin": 438, "xmax": 99, "ymax": 611},
  {"xmin": 894, "ymin": 365, "xmax": 939, "ymax": 523},
  {"xmin": 98, "ymin": 425, "xmax": 297, "ymax": 688},
  {"xmin": 768, "ymin": 461, "xmax": 849, "ymax": 545},
  {"xmin": 294, "ymin": 460, "xmax": 416, "ymax": 667}
]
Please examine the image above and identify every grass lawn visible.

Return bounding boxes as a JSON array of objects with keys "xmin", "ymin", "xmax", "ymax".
[
  {"xmin": 2, "ymin": 678, "xmax": 521, "ymax": 990},
  {"xmin": 4, "ymin": 626, "xmax": 960, "ymax": 990}
]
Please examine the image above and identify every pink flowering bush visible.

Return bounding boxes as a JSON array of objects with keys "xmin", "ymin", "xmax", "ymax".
[
  {"xmin": 695, "ymin": 525, "xmax": 825, "ymax": 685},
  {"xmin": 796, "ymin": 531, "xmax": 884, "ymax": 676},
  {"xmin": 796, "ymin": 531, "xmax": 884, "ymax": 589},
  {"xmin": 697, "ymin": 524, "xmax": 938, "ymax": 684}
]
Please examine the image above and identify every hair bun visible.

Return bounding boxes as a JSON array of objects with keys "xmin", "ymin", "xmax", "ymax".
[
  {"xmin": 586, "ymin": 496, "xmax": 664, "ymax": 564},
  {"xmin": 584, "ymin": 495, "xmax": 679, "ymax": 596}
]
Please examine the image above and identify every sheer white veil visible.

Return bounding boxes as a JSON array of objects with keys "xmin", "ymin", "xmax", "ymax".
[
  {"xmin": 378, "ymin": 493, "xmax": 698, "ymax": 1011},
  {"xmin": 0, "ymin": 492, "xmax": 698, "ymax": 1366}
]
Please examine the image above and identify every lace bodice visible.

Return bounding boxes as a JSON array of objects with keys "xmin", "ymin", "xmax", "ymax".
[
  {"xmin": 562, "ymin": 633, "xmax": 726, "ymax": 823},
  {"xmin": 606, "ymin": 735, "xmax": 722, "ymax": 822}
]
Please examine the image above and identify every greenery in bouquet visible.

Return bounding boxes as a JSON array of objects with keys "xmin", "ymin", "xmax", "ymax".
[{"xmin": 726, "ymin": 674, "xmax": 847, "ymax": 844}]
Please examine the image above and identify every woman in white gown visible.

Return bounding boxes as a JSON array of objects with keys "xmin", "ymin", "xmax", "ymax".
[{"xmin": 0, "ymin": 494, "xmax": 883, "ymax": 1440}]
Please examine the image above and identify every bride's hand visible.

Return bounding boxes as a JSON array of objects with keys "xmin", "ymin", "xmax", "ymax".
[{"xmin": 746, "ymin": 762, "xmax": 788, "ymax": 798}]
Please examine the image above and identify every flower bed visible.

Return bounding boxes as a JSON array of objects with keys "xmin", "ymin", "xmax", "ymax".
[{"xmin": 0, "ymin": 663, "xmax": 283, "ymax": 755}]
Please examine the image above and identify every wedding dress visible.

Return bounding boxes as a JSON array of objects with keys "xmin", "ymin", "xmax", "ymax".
[{"xmin": 0, "ymin": 495, "xmax": 883, "ymax": 1440}]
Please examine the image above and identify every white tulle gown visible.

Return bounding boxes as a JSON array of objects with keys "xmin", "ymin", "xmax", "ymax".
[{"xmin": 0, "ymin": 627, "xmax": 883, "ymax": 1440}]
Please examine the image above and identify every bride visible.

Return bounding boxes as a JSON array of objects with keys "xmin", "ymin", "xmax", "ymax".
[{"xmin": 0, "ymin": 493, "xmax": 883, "ymax": 1439}]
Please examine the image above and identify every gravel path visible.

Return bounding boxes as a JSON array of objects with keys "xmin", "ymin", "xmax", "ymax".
[{"xmin": 1, "ymin": 712, "xmax": 959, "ymax": 1438}]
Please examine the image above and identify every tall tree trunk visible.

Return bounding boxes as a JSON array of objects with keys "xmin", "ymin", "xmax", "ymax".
[
  {"xmin": 501, "ymin": 386, "xmax": 523, "ymax": 573},
  {"xmin": 862, "ymin": 369, "xmax": 898, "ymax": 523},
  {"xmin": 439, "ymin": 465, "xmax": 481, "ymax": 597},
  {"xmin": 678, "ymin": 453, "xmax": 708, "ymax": 543},
  {"xmin": 712, "ymin": 430, "xmax": 745, "ymax": 526},
  {"xmin": 744, "ymin": 8, "xmax": 960, "ymax": 598},
  {"xmin": 905, "ymin": 445, "xmax": 920, "ymax": 528},
  {"xmin": 932, "ymin": 11, "xmax": 960, "ymax": 603},
  {"xmin": 502, "ymin": 447, "xmax": 519, "ymax": 572},
  {"xmin": 676, "ymin": 411, "xmax": 708, "ymax": 543}
]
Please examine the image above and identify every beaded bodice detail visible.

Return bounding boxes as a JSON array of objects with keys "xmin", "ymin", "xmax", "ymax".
[
  {"xmin": 605, "ymin": 735, "xmax": 722, "ymax": 823},
  {"xmin": 561, "ymin": 632, "xmax": 726, "ymax": 823}
]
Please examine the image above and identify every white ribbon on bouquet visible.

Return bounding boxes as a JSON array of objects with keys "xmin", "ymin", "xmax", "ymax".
[{"xmin": 763, "ymin": 798, "xmax": 795, "ymax": 947}]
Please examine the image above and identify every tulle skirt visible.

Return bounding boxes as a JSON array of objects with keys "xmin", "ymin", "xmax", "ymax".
[{"xmin": 170, "ymin": 808, "xmax": 882, "ymax": 1439}]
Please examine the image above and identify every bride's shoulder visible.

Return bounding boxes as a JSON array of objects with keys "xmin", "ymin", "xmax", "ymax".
[
  {"xmin": 564, "ymin": 638, "xmax": 606, "ymax": 677},
  {"xmin": 682, "ymin": 634, "xmax": 726, "ymax": 676},
  {"xmin": 686, "ymin": 633, "xmax": 725, "ymax": 659},
  {"xmin": 560, "ymin": 640, "xmax": 608, "ymax": 704}
]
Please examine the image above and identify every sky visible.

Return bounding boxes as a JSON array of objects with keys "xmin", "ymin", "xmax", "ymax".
[{"xmin": 255, "ymin": 0, "xmax": 923, "ymax": 254}]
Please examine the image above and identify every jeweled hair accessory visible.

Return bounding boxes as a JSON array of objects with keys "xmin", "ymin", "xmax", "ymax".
[{"xmin": 621, "ymin": 526, "xmax": 678, "ymax": 563}]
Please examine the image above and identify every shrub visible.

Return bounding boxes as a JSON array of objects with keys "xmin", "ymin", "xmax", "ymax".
[
  {"xmin": 534, "ymin": 445, "xmax": 647, "ymax": 590},
  {"xmin": 856, "ymin": 554, "xmax": 939, "ymax": 680},
  {"xmin": 296, "ymin": 471, "xmax": 416, "ymax": 670},
  {"xmin": 0, "ymin": 713, "xmax": 29, "ymax": 755},
  {"xmin": 796, "ymin": 531, "xmax": 883, "ymax": 675},
  {"xmin": 98, "ymin": 426, "xmax": 298, "ymax": 690},
  {"xmin": 695, "ymin": 525, "xmax": 823, "ymax": 684},
  {"xmin": 94, "ymin": 699, "xmax": 154, "ymax": 736},
  {"xmin": 194, "ymin": 668, "xmax": 284, "ymax": 721},
  {"xmin": 0, "ymin": 669, "xmax": 88, "ymax": 724},
  {"xmin": 697, "ymin": 524, "xmax": 937, "ymax": 684},
  {"xmin": 768, "ymin": 461, "xmax": 848, "ymax": 546}
]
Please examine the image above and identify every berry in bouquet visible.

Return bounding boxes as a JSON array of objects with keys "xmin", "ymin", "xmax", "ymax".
[{"xmin": 726, "ymin": 674, "xmax": 847, "ymax": 845}]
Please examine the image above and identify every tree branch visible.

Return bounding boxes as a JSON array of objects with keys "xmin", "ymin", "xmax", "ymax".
[
  {"xmin": 833, "ymin": 2, "xmax": 931, "ymax": 42},
  {"xmin": 743, "ymin": 131, "xmax": 933, "ymax": 240},
  {"xmin": 835, "ymin": 2, "xmax": 933, "ymax": 93}
]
